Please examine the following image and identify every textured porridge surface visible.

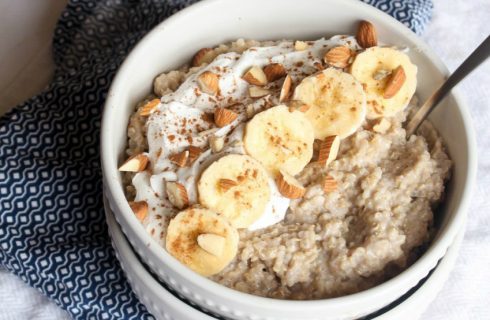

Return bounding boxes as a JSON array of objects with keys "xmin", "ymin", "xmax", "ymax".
[{"xmin": 124, "ymin": 39, "xmax": 451, "ymax": 299}]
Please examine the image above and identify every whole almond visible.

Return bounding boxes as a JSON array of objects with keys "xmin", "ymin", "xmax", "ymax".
[
  {"xmin": 324, "ymin": 46, "xmax": 352, "ymax": 68},
  {"xmin": 118, "ymin": 153, "xmax": 149, "ymax": 172},
  {"xmin": 279, "ymin": 74, "xmax": 292, "ymax": 102},
  {"xmin": 197, "ymin": 71, "xmax": 219, "ymax": 95},
  {"xmin": 356, "ymin": 20, "xmax": 377, "ymax": 48},
  {"xmin": 129, "ymin": 201, "xmax": 148, "ymax": 221},
  {"xmin": 263, "ymin": 63, "xmax": 287, "ymax": 82},
  {"xmin": 383, "ymin": 66, "xmax": 406, "ymax": 99},
  {"xmin": 165, "ymin": 181, "xmax": 189, "ymax": 209},
  {"xmin": 214, "ymin": 108, "xmax": 238, "ymax": 127},
  {"xmin": 322, "ymin": 175, "xmax": 337, "ymax": 193},
  {"xmin": 169, "ymin": 150, "xmax": 189, "ymax": 167},
  {"xmin": 139, "ymin": 98, "xmax": 160, "ymax": 116},
  {"xmin": 191, "ymin": 47, "xmax": 214, "ymax": 67},
  {"xmin": 188, "ymin": 146, "xmax": 203, "ymax": 164},
  {"xmin": 276, "ymin": 170, "xmax": 306, "ymax": 199},
  {"xmin": 242, "ymin": 66, "xmax": 268, "ymax": 86},
  {"xmin": 218, "ymin": 179, "xmax": 238, "ymax": 192},
  {"xmin": 317, "ymin": 136, "xmax": 340, "ymax": 166}
]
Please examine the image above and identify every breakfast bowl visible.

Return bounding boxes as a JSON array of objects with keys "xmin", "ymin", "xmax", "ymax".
[{"xmin": 101, "ymin": 0, "xmax": 476, "ymax": 319}]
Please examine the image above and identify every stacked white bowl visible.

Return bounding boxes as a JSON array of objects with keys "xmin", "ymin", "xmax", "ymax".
[{"xmin": 101, "ymin": 0, "xmax": 476, "ymax": 319}]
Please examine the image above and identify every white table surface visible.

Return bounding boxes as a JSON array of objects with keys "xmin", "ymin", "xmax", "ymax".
[{"xmin": 0, "ymin": 0, "xmax": 489, "ymax": 319}]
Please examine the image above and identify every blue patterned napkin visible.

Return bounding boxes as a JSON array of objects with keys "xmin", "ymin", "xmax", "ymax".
[{"xmin": 0, "ymin": 1, "xmax": 432, "ymax": 319}]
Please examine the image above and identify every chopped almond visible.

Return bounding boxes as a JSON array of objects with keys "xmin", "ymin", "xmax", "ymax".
[
  {"xmin": 188, "ymin": 146, "xmax": 203, "ymax": 164},
  {"xmin": 166, "ymin": 181, "xmax": 189, "ymax": 209},
  {"xmin": 214, "ymin": 108, "xmax": 238, "ymax": 127},
  {"xmin": 139, "ymin": 98, "xmax": 160, "ymax": 116},
  {"xmin": 129, "ymin": 201, "xmax": 148, "ymax": 221},
  {"xmin": 248, "ymin": 86, "xmax": 271, "ymax": 98},
  {"xmin": 263, "ymin": 63, "xmax": 286, "ymax": 82},
  {"xmin": 322, "ymin": 175, "xmax": 337, "ymax": 193},
  {"xmin": 324, "ymin": 46, "xmax": 352, "ymax": 68},
  {"xmin": 191, "ymin": 47, "xmax": 214, "ymax": 67},
  {"xmin": 118, "ymin": 153, "xmax": 149, "ymax": 172},
  {"xmin": 209, "ymin": 136, "xmax": 225, "ymax": 153},
  {"xmin": 242, "ymin": 66, "xmax": 268, "ymax": 86},
  {"xmin": 197, "ymin": 233, "xmax": 225, "ymax": 257},
  {"xmin": 169, "ymin": 150, "xmax": 189, "ymax": 167},
  {"xmin": 197, "ymin": 71, "xmax": 219, "ymax": 95},
  {"xmin": 317, "ymin": 136, "xmax": 340, "ymax": 166},
  {"xmin": 276, "ymin": 170, "xmax": 306, "ymax": 199},
  {"xmin": 279, "ymin": 75, "xmax": 292, "ymax": 102}
]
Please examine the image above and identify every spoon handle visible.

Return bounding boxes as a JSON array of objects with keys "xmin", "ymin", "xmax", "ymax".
[{"xmin": 406, "ymin": 35, "xmax": 490, "ymax": 136}]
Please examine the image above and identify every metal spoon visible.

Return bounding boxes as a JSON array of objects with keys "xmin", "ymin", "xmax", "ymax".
[{"xmin": 405, "ymin": 35, "xmax": 490, "ymax": 136}]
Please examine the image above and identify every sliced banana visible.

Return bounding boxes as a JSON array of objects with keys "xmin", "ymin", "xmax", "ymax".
[
  {"xmin": 350, "ymin": 47, "xmax": 417, "ymax": 118},
  {"xmin": 166, "ymin": 208, "xmax": 239, "ymax": 276},
  {"xmin": 293, "ymin": 68, "xmax": 366, "ymax": 139},
  {"xmin": 197, "ymin": 154, "xmax": 271, "ymax": 228},
  {"xmin": 243, "ymin": 105, "xmax": 314, "ymax": 176}
]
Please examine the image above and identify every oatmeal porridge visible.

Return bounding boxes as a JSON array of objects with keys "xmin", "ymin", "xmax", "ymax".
[{"xmin": 118, "ymin": 21, "xmax": 451, "ymax": 299}]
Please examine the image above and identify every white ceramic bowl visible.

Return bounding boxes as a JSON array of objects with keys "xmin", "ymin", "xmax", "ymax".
[
  {"xmin": 101, "ymin": 0, "xmax": 477, "ymax": 319},
  {"xmin": 104, "ymin": 191, "xmax": 466, "ymax": 320}
]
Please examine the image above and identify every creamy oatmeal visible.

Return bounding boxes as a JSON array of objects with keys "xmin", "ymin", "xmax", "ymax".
[{"xmin": 119, "ymin": 22, "xmax": 451, "ymax": 299}]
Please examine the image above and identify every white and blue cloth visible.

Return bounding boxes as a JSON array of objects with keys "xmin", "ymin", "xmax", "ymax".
[{"xmin": 0, "ymin": 0, "xmax": 433, "ymax": 319}]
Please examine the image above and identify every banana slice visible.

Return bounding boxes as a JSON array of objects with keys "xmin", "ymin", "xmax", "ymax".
[
  {"xmin": 293, "ymin": 68, "xmax": 366, "ymax": 139},
  {"xmin": 243, "ymin": 105, "xmax": 314, "ymax": 176},
  {"xmin": 166, "ymin": 208, "xmax": 239, "ymax": 276},
  {"xmin": 350, "ymin": 47, "xmax": 417, "ymax": 118},
  {"xmin": 197, "ymin": 154, "xmax": 271, "ymax": 228}
]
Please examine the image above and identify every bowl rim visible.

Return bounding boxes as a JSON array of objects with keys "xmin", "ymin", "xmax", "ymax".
[{"xmin": 101, "ymin": 0, "xmax": 477, "ymax": 310}]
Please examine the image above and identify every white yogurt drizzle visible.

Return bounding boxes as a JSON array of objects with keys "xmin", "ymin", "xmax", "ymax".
[{"xmin": 133, "ymin": 35, "xmax": 361, "ymax": 230}]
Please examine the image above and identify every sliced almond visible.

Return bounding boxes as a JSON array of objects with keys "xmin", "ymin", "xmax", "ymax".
[
  {"xmin": 139, "ymin": 98, "xmax": 160, "ymax": 116},
  {"xmin": 288, "ymin": 100, "xmax": 310, "ymax": 113},
  {"xmin": 197, "ymin": 233, "xmax": 226, "ymax": 257},
  {"xmin": 276, "ymin": 170, "xmax": 306, "ymax": 199},
  {"xmin": 294, "ymin": 40, "xmax": 309, "ymax": 51},
  {"xmin": 169, "ymin": 150, "xmax": 189, "ymax": 167},
  {"xmin": 322, "ymin": 175, "xmax": 337, "ymax": 193},
  {"xmin": 356, "ymin": 20, "xmax": 377, "ymax": 48},
  {"xmin": 166, "ymin": 181, "xmax": 189, "ymax": 209},
  {"xmin": 324, "ymin": 46, "xmax": 352, "ymax": 68},
  {"xmin": 209, "ymin": 136, "xmax": 225, "ymax": 153},
  {"xmin": 372, "ymin": 118, "xmax": 391, "ymax": 134},
  {"xmin": 218, "ymin": 179, "xmax": 238, "ymax": 192},
  {"xmin": 197, "ymin": 71, "xmax": 219, "ymax": 95},
  {"xmin": 249, "ymin": 86, "xmax": 271, "ymax": 98},
  {"xmin": 129, "ymin": 201, "xmax": 148, "ymax": 221},
  {"xmin": 214, "ymin": 108, "xmax": 238, "ymax": 127},
  {"xmin": 383, "ymin": 66, "xmax": 406, "ymax": 99},
  {"xmin": 191, "ymin": 47, "xmax": 214, "ymax": 67},
  {"xmin": 279, "ymin": 74, "xmax": 292, "ymax": 102},
  {"xmin": 242, "ymin": 66, "xmax": 268, "ymax": 86},
  {"xmin": 263, "ymin": 63, "xmax": 286, "ymax": 82},
  {"xmin": 317, "ymin": 136, "xmax": 340, "ymax": 166},
  {"xmin": 118, "ymin": 153, "xmax": 149, "ymax": 172},
  {"xmin": 188, "ymin": 146, "xmax": 203, "ymax": 164}
]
